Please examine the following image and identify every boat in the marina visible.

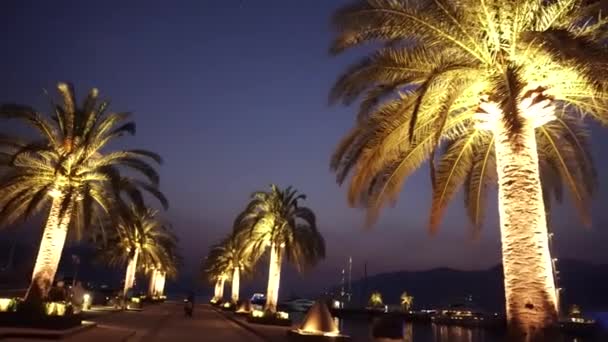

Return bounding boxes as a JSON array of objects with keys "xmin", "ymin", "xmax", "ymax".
[
  {"xmin": 430, "ymin": 302, "xmax": 504, "ymax": 329},
  {"xmin": 559, "ymin": 305, "xmax": 597, "ymax": 336}
]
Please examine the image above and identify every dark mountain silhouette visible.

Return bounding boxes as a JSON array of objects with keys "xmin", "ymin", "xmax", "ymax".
[
  {"xmin": 3, "ymin": 232, "xmax": 606, "ymax": 311},
  {"xmin": 343, "ymin": 260, "xmax": 608, "ymax": 313}
]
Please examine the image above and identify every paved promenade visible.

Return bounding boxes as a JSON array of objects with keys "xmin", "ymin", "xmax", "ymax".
[{"xmin": 5, "ymin": 303, "xmax": 264, "ymax": 342}]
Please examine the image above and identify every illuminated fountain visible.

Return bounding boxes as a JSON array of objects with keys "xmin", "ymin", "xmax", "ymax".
[{"xmin": 288, "ymin": 300, "xmax": 350, "ymax": 341}]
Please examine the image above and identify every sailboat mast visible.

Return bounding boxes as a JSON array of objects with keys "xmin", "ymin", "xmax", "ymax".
[{"xmin": 347, "ymin": 256, "xmax": 352, "ymax": 303}]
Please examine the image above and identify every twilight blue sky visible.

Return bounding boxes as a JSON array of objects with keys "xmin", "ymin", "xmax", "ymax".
[{"xmin": 1, "ymin": 1, "xmax": 607, "ymax": 293}]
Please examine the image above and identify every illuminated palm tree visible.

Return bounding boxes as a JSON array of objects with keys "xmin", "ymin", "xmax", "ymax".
[
  {"xmin": 202, "ymin": 250, "xmax": 229, "ymax": 303},
  {"xmin": 368, "ymin": 291, "xmax": 383, "ymax": 309},
  {"xmin": 234, "ymin": 185, "xmax": 325, "ymax": 313},
  {"xmin": 208, "ymin": 232, "xmax": 259, "ymax": 304},
  {"xmin": 158, "ymin": 251, "xmax": 179, "ymax": 298},
  {"xmin": 97, "ymin": 205, "xmax": 176, "ymax": 296},
  {"xmin": 156, "ymin": 253, "xmax": 179, "ymax": 297},
  {"xmin": 147, "ymin": 232, "xmax": 180, "ymax": 298},
  {"xmin": 329, "ymin": 0, "xmax": 606, "ymax": 335},
  {"xmin": 0, "ymin": 83, "xmax": 167, "ymax": 301},
  {"xmin": 400, "ymin": 291, "xmax": 414, "ymax": 312}
]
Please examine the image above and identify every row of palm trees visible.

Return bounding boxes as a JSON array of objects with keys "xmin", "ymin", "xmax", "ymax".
[
  {"xmin": 328, "ymin": 0, "xmax": 607, "ymax": 339},
  {"xmin": 94, "ymin": 205, "xmax": 179, "ymax": 298},
  {"xmin": 0, "ymin": 3, "xmax": 604, "ymax": 340},
  {"xmin": 203, "ymin": 185, "xmax": 325, "ymax": 313},
  {"xmin": 0, "ymin": 83, "xmax": 178, "ymax": 303}
]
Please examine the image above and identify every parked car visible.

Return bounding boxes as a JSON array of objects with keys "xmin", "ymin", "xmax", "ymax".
[
  {"xmin": 286, "ymin": 298, "xmax": 314, "ymax": 312},
  {"xmin": 250, "ymin": 293, "xmax": 266, "ymax": 311}
]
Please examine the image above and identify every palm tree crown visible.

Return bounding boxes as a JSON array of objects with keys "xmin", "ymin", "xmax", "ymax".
[
  {"xmin": 330, "ymin": 0, "xmax": 604, "ymax": 231},
  {"xmin": 0, "ymin": 83, "xmax": 168, "ymax": 237},
  {"xmin": 98, "ymin": 205, "xmax": 176, "ymax": 272},
  {"xmin": 202, "ymin": 250, "xmax": 229, "ymax": 284},
  {"xmin": 235, "ymin": 185, "xmax": 325, "ymax": 270},
  {"xmin": 207, "ymin": 231, "xmax": 259, "ymax": 280}
]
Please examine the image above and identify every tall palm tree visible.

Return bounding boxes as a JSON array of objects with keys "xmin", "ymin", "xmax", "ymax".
[
  {"xmin": 97, "ymin": 205, "xmax": 175, "ymax": 296},
  {"xmin": 329, "ymin": 0, "xmax": 607, "ymax": 336},
  {"xmin": 147, "ymin": 233, "xmax": 180, "ymax": 298},
  {"xmin": 147, "ymin": 262, "xmax": 177, "ymax": 298},
  {"xmin": 202, "ymin": 251, "xmax": 229, "ymax": 303},
  {"xmin": 234, "ymin": 185, "xmax": 325, "ymax": 313},
  {"xmin": 0, "ymin": 83, "xmax": 167, "ymax": 301},
  {"xmin": 208, "ymin": 231, "xmax": 259, "ymax": 304},
  {"xmin": 148, "ymin": 267, "xmax": 160, "ymax": 297}
]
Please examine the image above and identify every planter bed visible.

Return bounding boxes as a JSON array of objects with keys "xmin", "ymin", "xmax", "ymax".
[
  {"xmin": 247, "ymin": 314, "xmax": 292, "ymax": 326},
  {"xmin": 287, "ymin": 329, "xmax": 351, "ymax": 342},
  {"xmin": 0, "ymin": 312, "xmax": 82, "ymax": 330},
  {"xmin": 220, "ymin": 303, "xmax": 236, "ymax": 311}
]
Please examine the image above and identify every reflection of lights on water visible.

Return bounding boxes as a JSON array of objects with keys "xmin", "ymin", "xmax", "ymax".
[
  {"xmin": 439, "ymin": 325, "xmax": 448, "ymax": 340},
  {"xmin": 403, "ymin": 324, "xmax": 413, "ymax": 342},
  {"xmin": 432, "ymin": 324, "xmax": 450, "ymax": 342},
  {"xmin": 432, "ymin": 323, "xmax": 477, "ymax": 342}
]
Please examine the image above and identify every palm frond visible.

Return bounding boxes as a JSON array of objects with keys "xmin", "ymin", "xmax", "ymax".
[
  {"xmin": 489, "ymin": 64, "xmax": 526, "ymax": 145},
  {"xmin": 232, "ymin": 185, "xmax": 324, "ymax": 272},
  {"xmin": 463, "ymin": 135, "xmax": 496, "ymax": 235},
  {"xmin": 0, "ymin": 84, "xmax": 166, "ymax": 247},
  {"xmin": 329, "ymin": 0, "xmax": 602, "ymax": 236},
  {"xmin": 429, "ymin": 131, "xmax": 478, "ymax": 234},
  {"xmin": 0, "ymin": 104, "xmax": 59, "ymax": 147},
  {"xmin": 537, "ymin": 116, "xmax": 595, "ymax": 226},
  {"xmin": 330, "ymin": 0, "xmax": 486, "ymax": 61}
]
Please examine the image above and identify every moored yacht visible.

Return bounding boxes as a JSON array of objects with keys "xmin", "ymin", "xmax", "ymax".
[
  {"xmin": 559, "ymin": 305, "xmax": 597, "ymax": 335},
  {"xmin": 431, "ymin": 298, "xmax": 504, "ymax": 329}
]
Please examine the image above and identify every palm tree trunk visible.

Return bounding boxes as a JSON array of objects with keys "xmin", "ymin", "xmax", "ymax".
[
  {"xmin": 155, "ymin": 271, "xmax": 166, "ymax": 296},
  {"xmin": 148, "ymin": 269, "xmax": 158, "ymax": 297},
  {"xmin": 218, "ymin": 277, "xmax": 225, "ymax": 300},
  {"xmin": 123, "ymin": 249, "xmax": 139, "ymax": 296},
  {"xmin": 494, "ymin": 115, "xmax": 558, "ymax": 336},
  {"xmin": 264, "ymin": 242, "xmax": 283, "ymax": 313},
  {"xmin": 26, "ymin": 193, "xmax": 72, "ymax": 301},
  {"xmin": 213, "ymin": 280, "xmax": 220, "ymax": 301},
  {"xmin": 231, "ymin": 267, "xmax": 240, "ymax": 303}
]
